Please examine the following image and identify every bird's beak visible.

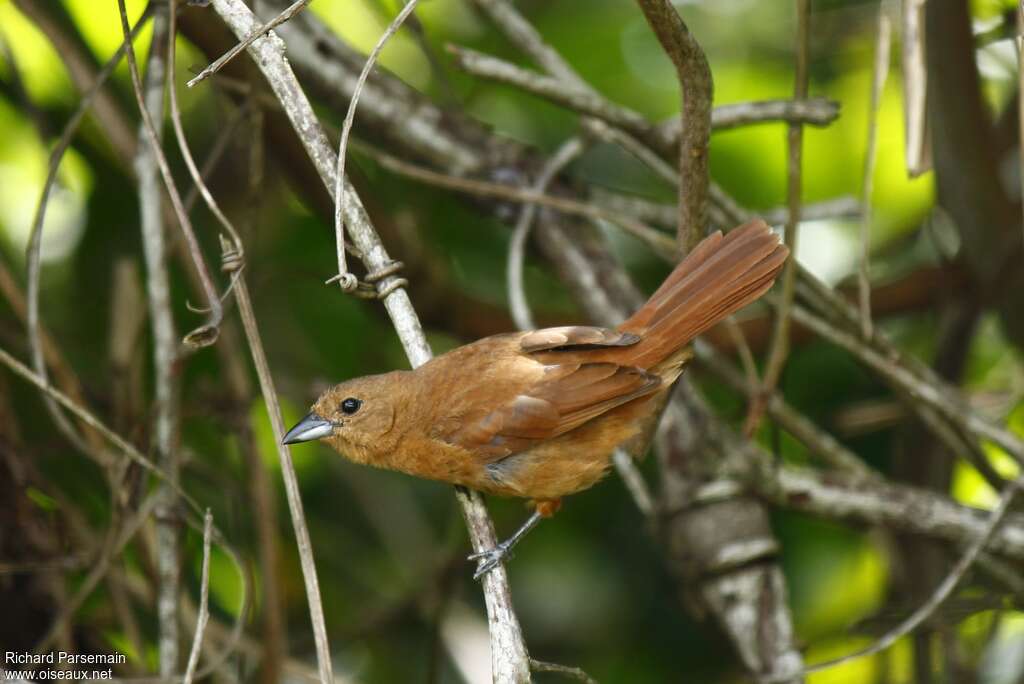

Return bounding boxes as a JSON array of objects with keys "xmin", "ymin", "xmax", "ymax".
[{"xmin": 282, "ymin": 412, "xmax": 334, "ymax": 445}]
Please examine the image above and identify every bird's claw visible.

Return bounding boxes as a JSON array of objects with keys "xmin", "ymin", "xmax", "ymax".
[{"xmin": 469, "ymin": 541, "xmax": 513, "ymax": 580}]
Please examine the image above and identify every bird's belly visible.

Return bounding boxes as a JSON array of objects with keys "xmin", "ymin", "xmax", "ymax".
[
  {"xmin": 476, "ymin": 397, "xmax": 654, "ymax": 500},
  {"xmin": 387, "ymin": 392, "xmax": 662, "ymax": 500}
]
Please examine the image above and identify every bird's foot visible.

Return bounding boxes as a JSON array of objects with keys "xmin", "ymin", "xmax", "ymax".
[{"xmin": 468, "ymin": 540, "xmax": 514, "ymax": 580}]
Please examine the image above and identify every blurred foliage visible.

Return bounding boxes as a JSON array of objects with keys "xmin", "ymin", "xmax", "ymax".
[{"xmin": 1, "ymin": 0, "xmax": 1024, "ymax": 682}]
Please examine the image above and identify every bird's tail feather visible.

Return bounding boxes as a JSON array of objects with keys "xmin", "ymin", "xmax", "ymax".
[{"xmin": 619, "ymin": 219, "xmax": 788, "ymax": 369}]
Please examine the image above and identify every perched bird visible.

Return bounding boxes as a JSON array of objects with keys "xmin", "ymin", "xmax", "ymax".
[{"xmin": 284, "ymin": 220, "xmax": 788, "ymax": 577}]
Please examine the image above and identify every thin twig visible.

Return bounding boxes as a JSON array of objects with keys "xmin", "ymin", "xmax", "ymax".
[
  {"xmin": 769, "ymin": 474, "xmax": 1023, "ymax": 680},
  {"xmin": 448, "ymin": 44, "xmax": 671, "ymax": 153},
  {"xmin": 331, "ymin": 0, "xmax": 420, "ymax": 292},
  {"xmin": 467, "ymin": 0, "xmax": 585, "ymax": 85},
  {"xmin": 500, "ymin": 134, "xmax": 663, "ymax": 521},
  {"xmin": 31, "ymin": 494, "xmax": 161, "ymax": 655},
  {"xmin": 187, "ymin": 0, "xmax": 313, "ymax": 88},
  {"xmin": 206, "ymin": 0, "xmax": 530, "ymax": 675},
  {"xmin": 745, "ymin": 0, "xmax": 810, "ymax": 435},
  {"xmin": 693, "ymin": 340, "xmax": 873, "ymax": 477},
  {"xmin": 0, "ymin": 345, "xmax": 211, "ymax": 516},
  {"xmin": 611, "ymin": 450, "xmax": 655, "ymax": 516},
  {"xmin": 693, "ymin": 98, "xmax": 840, "ymax": 132},
  {"xmin": 11, "ymin": 0, "xmax": 138, "ymax": 162},
  {"xmin": 227, "ymin": 248, "xmax": 334, "ymax": 684},
  {"xmin": 134, "ymin": 5, "xmax": 181, "ymax": 674},
  {"xmin": 168, "ymin": 4, "xmax": 244, "ymax": 253},
  {"xmin": 1018, "ymin": 3, "xmax": 1024, "ymax": 246},
  {"xmin": 466, "ymin": 0, "xmax": 689, "ymax": 525},
  {"xmin": 791, "ymin": 267, "xmax": 1022, "ymax": 479},
  {"xmin": 102, "ymin": 523, "xmax": 249, "ymax": 684},
  {"xmin": 508, "ymin": 137, "xmax": 586, "ymax": 330},
  {"xmin": 182, "ymin": 510, "xmax": 213, "ymax": 684},
  {"xmin": 2, "ymin": 258, "xmax": 107, "ymax": 459},
  {"xmin": 900, "ymin": 0, "xmax": 930, "ymax": 177},
  {"xmin": 722, "ymin": 317, "xmax": 759, "ymax": 390},
  {"xmin": 762, "ymin": 195, "xmax": 861, "ymax": 225},
  {"xmin": 0, "ymin": 25, "xmax": 50, "ymax": 139},
  {"xmin": 591, "ymin": 190, "xmax": 860, "ymax": 231},
  {"xmin": 358, "ymin": 143, "xmax": 676, "ymax": 257},
  {"xmin": 116, "ymin": 0, "xmax": 223, "ymax": 348},
  {"xmin": 23, "ymin": 6, "xmax": 152, "ymax": 464},
  {"xmin": 239, "ymin": 98, "xmax": 287, "ymax": 684},
  {"xmin": 529, "ymin": 658, "xmax": 598, "ymax": 684},
  {"xmin": 633, "ymin": 0, "xmax": 713, "ymax": 253},
  {"xmin": 583, "ymin": 119, "xmax": 678, "ymax": 185},
  {"xmin": 858, "ymin": 6, "xmax": 891, "ymax": 339},
  {"xmin": 499, "ymin": 135, "xmax": 659, "ymax": 524},
  {"xmin": 0, "ymin": 345, "xmax": 251, "ymax": 680},
  {"xmin": 790, "ymin": 304, "xmax": 1024, "ymax": 462},
  {"xmin": 175, "ymin": 514, "xmax": 251, "ymax": 683},
  {"xmin": 450, "ymin": 45, "xmax": 838, "ymax": 156},
  {"xmin": 181, "ymin": 99, "xmax": 253, "ymax": 215}
]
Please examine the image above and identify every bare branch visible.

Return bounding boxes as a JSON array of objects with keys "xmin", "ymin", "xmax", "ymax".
[
  {"xmin": 686, "ymin": 98, "xmax": 839, "ymax": 133},
  {"xmin": 187, "ymin": 0, "xmax": 312, "ymax": 88},
  {"xmin": 203, "ymin": 0, "xmax": 530, "ymax": 677},
  {"xmin": 591, "ymin": 190, "xmax": 860, "ymax": 231},
  {"xmin": 0, "ymin": 343, "xmax": 252, "ymax": 676},
  {"xmin": 227, "ymin": 251, "xmax": 335, "ymax": 684},
  {"xmin": 10, "ymin": 0, "xmax": 138, "ymax": 162},
  {"xmin": 116, "ymin": 0, "xmax": 224, "ymax": 348},
  {"xmin": 132, "ymin": 4, "xmax": 181, "ymax": 673},
  {"xmin": 765, "ymin": 474, "xmax": 1022, "ymax": 681},
  {"xmin": 733, "ymin": 460, "xmax": 1024, "ymax": 563},
  {"xmin": 359, "ymin": 143, "xmax": 676, "ymax": 257},
  {"xmin": 448, "ymin": 44, "xmax": 670, "ymax": 153},
  {"xmin": 858, "ymin": 7, "xmax": 892, "ymax": 339},
  {"xmin": 331, "ymin": 0, "xmax": 420, "ymax": 293},
  {"xmin": 530, "ymin": 658, "xmax": 598, "ymax": 684},
  {"xmin": 633, "ymin": 0, "xmax": 712, "ymax": 252},
  {"xmin": 611, "ymin": 449, "xmax": 655, "ymax": 517},
  {"xmin": 167, "ymin": 6, "xmax": 244, "ymax": 253},
  {"xmin": 182, "ymin": 510, "xmax": 213, "ymax": 684},
  {"xmin": 450, "ymin": 45, "xmax": 838, "ymax": 155},
  {"xmin": 746, "ymin": 0, "xmax": 811, "ymax": 435},
  {"xmin": 693, "ymin": 339, "xmax": 874, "ymax": 479},
  {"xmin": 790, "ymin": 304, "xmax": 1024, "ymax": 463},
  {"xmin": 901, "ymin": 0, "xmax": 930, "ymax": 177},
  {"xmin": 0, "ymin": 345, "xmax": 206, "ymax": 520},
  {"xmin": 1019, "ymin": 4, "xmax": 1024, "ymax": 248},
  {"xmin": 31, "ymin": 494, "xmax": 161, "ymax": 656},
  {"xmin": 22, "ymin": 6, "xmax": 152, "ymax": 466},
  {"xmin": 508, "ymin": 138, "xmax": 586, "ymax": 331}
]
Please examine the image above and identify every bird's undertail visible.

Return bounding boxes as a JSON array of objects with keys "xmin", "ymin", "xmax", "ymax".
[{"xmin": 619, "ymin": 219, "xmax": 788, "ymax": 369}]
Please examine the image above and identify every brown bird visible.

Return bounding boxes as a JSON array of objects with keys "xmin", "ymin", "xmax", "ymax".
[{"xmin": 284, "ymin": 219, "xmax": 788, "ymax": 577}]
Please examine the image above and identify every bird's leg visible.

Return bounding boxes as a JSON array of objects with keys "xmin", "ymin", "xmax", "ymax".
[
  {"xmin": 469, "ymin": 499, "xmax": 560, "ymax": 580},
  {"xmin": 469, "ymin": 510, "xmax": 543, "ymax": 580}
]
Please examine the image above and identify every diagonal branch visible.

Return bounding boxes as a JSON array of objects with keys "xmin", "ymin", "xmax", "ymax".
[
  {"xmin": 18, "ymin": 5, "xmax": 152, "ymax": 465},
  {"xmin": 116, "ymin": 0, "xmax": 224, "ymax": 348},
  {"xmin": 448, "ymin": 45, "xmax": 838, "ymax": 156},
  {"xmin": 199, "ymin": 0, "xmax": 530, "ymax": 680}
]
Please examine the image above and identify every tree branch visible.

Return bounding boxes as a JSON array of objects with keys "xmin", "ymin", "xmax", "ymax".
[
  {"xmin": 132, "ymin": 4, "xmax": 181, "ymax": 674},
  {"xmin": 199, "ymin": 0, "xmax": 530, "ymax": 679},
  {"xmin": 633, "ymin": 0, "xmax": 712, "ymax": 252}
]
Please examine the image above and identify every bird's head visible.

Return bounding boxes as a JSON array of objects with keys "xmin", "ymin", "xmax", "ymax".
[{"xmin": 282, "ymin": 372, "xmax": 400, "ymax": 463}]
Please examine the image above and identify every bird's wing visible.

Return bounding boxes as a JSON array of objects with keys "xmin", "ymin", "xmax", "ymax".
[
  {"xmin": 518, "ymin": 325, "xmax": 640, "ymax": 352},
  {"xmin": 435, "ymin": 326, "xmax": 660, "ymax": 459}
]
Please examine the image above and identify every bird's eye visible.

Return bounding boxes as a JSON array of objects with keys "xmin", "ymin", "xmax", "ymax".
[{"xmin": 340, "ymin": 397, "xmax": 362, "ymax": 415}]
